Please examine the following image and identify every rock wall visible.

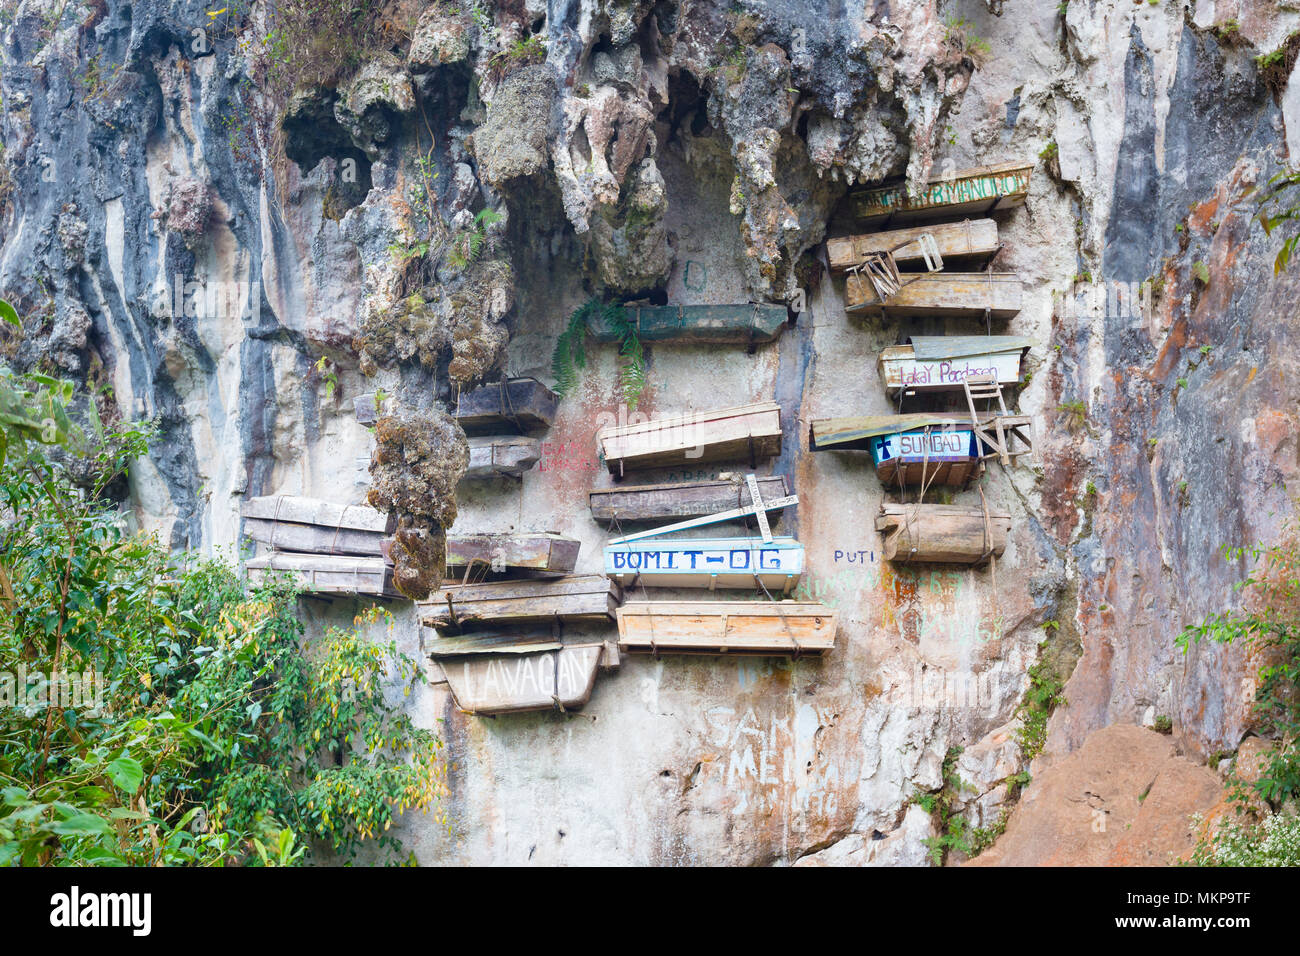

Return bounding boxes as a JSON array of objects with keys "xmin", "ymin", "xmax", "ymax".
[{"xmin": 3, "ymin": 0, "xmax": 1298, "ymax": 864}]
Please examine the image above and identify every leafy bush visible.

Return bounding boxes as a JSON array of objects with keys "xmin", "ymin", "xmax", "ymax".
[
  {"xmin": 1179, "ymin": 517, "xmax": 1300, "ymax": 805},
  {"xmin": 0, "ymin": 323, "xmax": 446, "ymax": 865},
  {"xmin": 1189, "ymin": 809, "xmax": 1300, "ymax": 866}
]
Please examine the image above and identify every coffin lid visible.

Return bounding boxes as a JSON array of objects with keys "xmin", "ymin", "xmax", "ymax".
[
  {"xmin": 811, "ymin": 413, "xmax": 974, "ymax": 449},
  {"xmin": 905, "ymin": 335, "xmax": 1036, "ymax": 360}
]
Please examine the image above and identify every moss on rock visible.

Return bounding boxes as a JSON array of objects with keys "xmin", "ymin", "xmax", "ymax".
[{"xmin": 366, "ymin": 408, "xmax": 469, "ymax": 599}]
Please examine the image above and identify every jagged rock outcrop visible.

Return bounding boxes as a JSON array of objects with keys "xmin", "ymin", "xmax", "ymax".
[{"xmin": 967, "ymin": 725, "xmax": 1223, "ymax": 866}]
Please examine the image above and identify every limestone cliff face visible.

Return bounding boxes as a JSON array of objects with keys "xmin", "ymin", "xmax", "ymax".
[{"xmin": 1, "ymin": 0, "xmax": 1296, "ymax": 864}]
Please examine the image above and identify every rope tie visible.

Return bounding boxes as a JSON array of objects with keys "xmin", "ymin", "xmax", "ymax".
[
  {"xmin": 270, "ymin": 495, "xmax": 284, "ymax": 551},
  {"xmin": 551, "ymin": 616, "xmax": 567, "ymax": 712}
]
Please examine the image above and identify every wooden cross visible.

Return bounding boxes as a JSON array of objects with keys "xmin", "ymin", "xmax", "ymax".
[{"xmin": 607, "ymin": 474, "xmax": 796, "ymax": 545}]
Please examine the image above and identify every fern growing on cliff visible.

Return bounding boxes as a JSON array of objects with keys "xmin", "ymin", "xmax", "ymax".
[{"xmin": 551, "ymin": 299, "xmax": 646, "ymax": 409}]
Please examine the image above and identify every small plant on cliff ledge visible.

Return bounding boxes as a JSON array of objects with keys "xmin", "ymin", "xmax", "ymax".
[
  {"xmin": 446, "ymin": 208, "xmax": 504, "ymax": 270},
  {"xmin": 942, "ymin": 16, "xmax": 991, "ymax": 66},
  {"xmin": 1179, "ymin": 515, "xmax": 1300, "ymax": 807},
  {"xmin": 1015, "ymin": 652, "xmax": 1068, "ymax": 763},
  {"xmin": 552, "ymin": 299, "xmax": 647, "ymax": 410},
  {"xmin": 915, "ymin": 747, "xmax": 1003, "ymax": 864}
]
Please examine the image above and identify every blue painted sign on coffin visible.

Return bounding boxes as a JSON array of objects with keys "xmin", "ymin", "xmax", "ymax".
[{"xmin": 604, "ymin": 536, "xmax": 804, "ymax": 592}]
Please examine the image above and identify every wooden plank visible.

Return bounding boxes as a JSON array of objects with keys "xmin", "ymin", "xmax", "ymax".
[
  {"xmin": 245, "ymin": 552, "xmax": 400, "ymax": 597},
  {"xmin": 605, "ymin": 536, "xmax": 803, "ymax": 591},
  {"xmin": 616, "ymin": 601, "xmax": 837, "ymax": 656},
  {"xmin": 440, "ymin": 644, "xmax": 603, "ymax": 714},
  {"xmin": 845, "ymin": 271, "xmax": 1022, "ymax": 318},
  {"xmin": 464, "ymin": 437, "xmax": 540, "ymax": 479},
  {"xmin": 875, "ymin": 504, "xmax": 1012, "ymax": 564},
  {"xmin": 588, "ymin": 304, "xmax": 789, "ymax": 345},
  {"xmin": 426, "ymin": 629, "xmax": 562, "ymax": 658},
  {"xmin": 878, "ymin": 343, "xmax": 1027, "ymax": 394},
  {"xmin": 446, "ymin": 533, "xmax": 580, "ymax": 576},
  {"xmin": 826, "ymin": 219, "xmax": 999, "ymax": 271},
  {"xmin": 241, "ymin": 495, "xmax": 391, "ymax": 532},
  {"xmin": 454, "ymin": 378, "xmax": 558, "ymax": 434},
  {"xmin": 418, "ymin": 575, "xmax": 622, "ymax": 629},
  {"xmin": 598, "ymin": 402, "xmax": 781, "ymax": 474},
  {"xmin": 589, "ymin": 476, "xmax": 789, "ymax": 522},
  {"xmin": 850, "ymin": 161, "xmax": 1033, "ymax": 226},
  {"xmin": 243, "ymin": 518, "xmax": 386, "ymax": 557}
]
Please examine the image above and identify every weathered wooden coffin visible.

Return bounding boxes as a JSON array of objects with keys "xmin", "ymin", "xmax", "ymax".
[
  {"xmin": 244, "ymin": 552, "xmax": 401, "ymax": 597},
  {"xmin": 597, "ymin": 402, "xmax": 782, "ymax": 474},
  {"xmin": 589, "ymin": 475, "xmax": 789, "ymax": 523},
  {"xmin": 876, "ymin": 504, "xmax": 1012, "ymax": 564},
  {"xmin": 827, "ymin": 218, "xmax": 1000, "ymax": 271},
  {"xmin": 810, "ymin": 414, "xmax": 986, "ymax": 486},
  {"xmin": 604, "ymin": 536, "xmax": 803, "ymax": 591},
  {"xmin": 878, "ymin": 336, "xmax": 1033, "ymax": 394},
  {"xmin": 463, "ymin": 436, "xmax": 541, "ymax": 479},
  {"xmin": 353, "ymin": 392, "xmax": 395, "ymax": 426},
  {"xmin": 850, "ymin": 161, "xmax": 1033, "ymax": 226},
  {"xmin": 436, "ymin": 644, "xmax": 604, "ymax": 714},
  {"xmin": 616, "ymin": 601, "xmax": 837, "ymax": 656},
  {"xmin": 588, "ymin": 303, "xmax": 789, "ymax": 345},
  {"xmin": 845, "ymin": 271, "xmax": 1022, "ymax": 318},
  {"xmin": 446, "ymin": 533, "xmax": 580, "ymax": 577},
  {"xmin": 241, "ymin": 495, "xmax": 392, "ymax": 556},
  {"xmin": 419, "ymin": 575, "xmax": 622, "ymax": 630},
  {"xmin": 453, "ymin": 377, "xmax": 559, "ymax": 434}
]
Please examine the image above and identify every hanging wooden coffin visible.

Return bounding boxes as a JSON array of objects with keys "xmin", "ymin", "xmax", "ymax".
[
  {"xmin": 845, "ymin": 271, "xmax": 1022, "ymax": 318},
  {"xmin": 827, "ymin": 219, "xmax": 1000, "ymax": 271},
  {"xmin": 464, "ymin": 437, "xmax": 541, "ymax": 479},
  {"xmin": 588, "ymin": 303, "xmax": 789, "ymax": 345},
  {"xmin": 453, "ymin": 377, "xmax": 559, "ymax": 435},
  {"xmin": 240, "ymin": 496, "xmax": 392, "ymax": 556},
  {"xmin": 809, "ymin": 414, "xmax": 986, "ymax": 486},
  {"xmin": 244, "ymin": 552, "xmax": 401, "ymax": 597},
  {"xmin": 445, "ymin": 533, "xmax": 580, "ymax": 577},
  {"xmin": 875, "ymin": 504, "xmax": 1012, "ymax": 565},
  {"xmin": 604, "ymin": 536, "xmax": 803, "ymax": 591},
  {"xmin": 597, "ymin": 401, "xmax": 782, "ymax": 475},
  {"xmin": 589, "ymin": 475, "xmax": 790, "ymax": 523},
  {"xmin": 419, "ymin": 575, "xmax": 622, "ymax": 630},
  {"xmin": 616, "ymin": 601, "xmax": 837, "ymax": 656},
  {"xmin": 849, "ymin": 161, "xmax": 1033, "ymax": 227},
  {"xmin": 878, "ymin": 336, "xmax": 1033, "ymax": 395},
  {"xmin": 435, "ymin": 643, "xmax": 604, "ymax": 714}
]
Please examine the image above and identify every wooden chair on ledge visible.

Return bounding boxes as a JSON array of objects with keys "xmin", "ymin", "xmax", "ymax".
[{"xmin": 963, "ymin": 373, "xmax": 1034, "ymax": 467}]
